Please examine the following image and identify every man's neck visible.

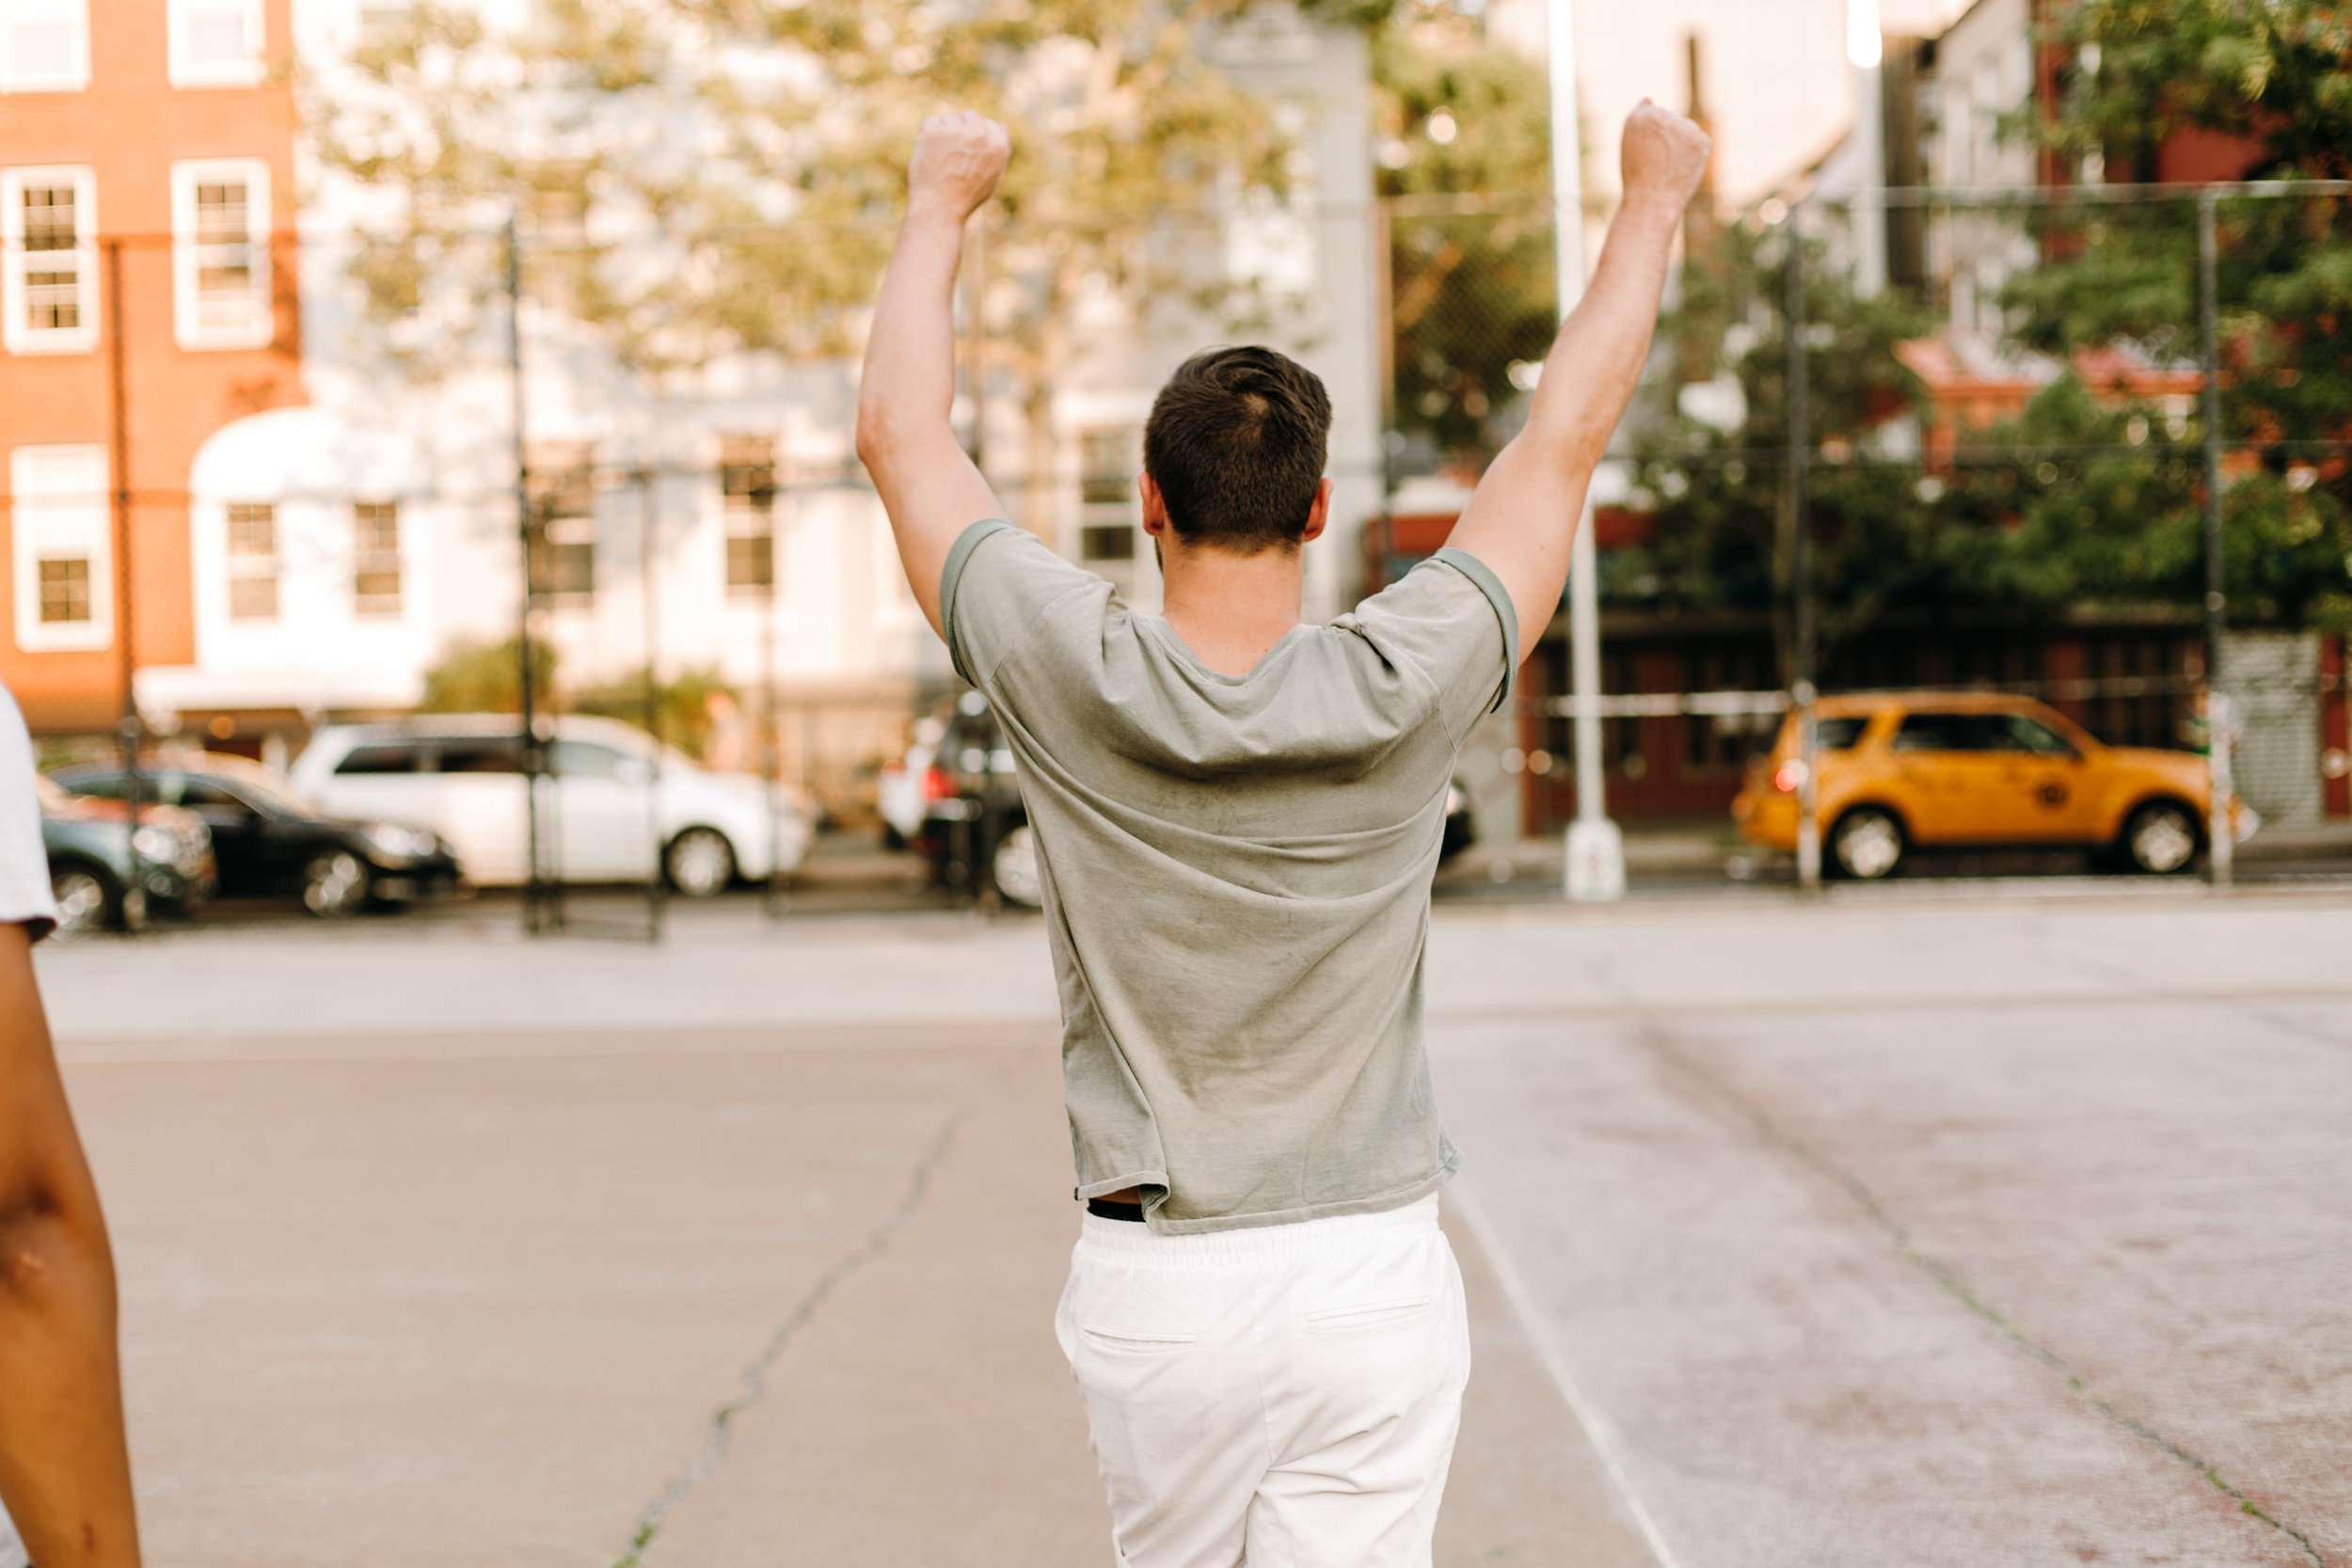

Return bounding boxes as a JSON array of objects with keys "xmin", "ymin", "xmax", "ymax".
[{"xmin": 1156, "ymin": 540, "xmax": 1307, "ymax": 678}]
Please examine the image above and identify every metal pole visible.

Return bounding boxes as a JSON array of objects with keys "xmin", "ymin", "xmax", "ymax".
[
  {"xmin": 1549, "ymin": 0, "xmax": 1623, "ymax": 901},
  {"xmin": 103, "ymin": 239, "xmax": 144, "ymax": 929},
  {"xmin": 760, "ymin": 474, "xmax": 786, "ymax": 922},
  {"xmin": 641, "ymin": 467, "xmax": 666, "ymax": 941},
  {"xmin": 2198, "ymin": 187, "xmax": 2233, "ymax": 890},
  {"xmin": 508, "ymin": 214, "xmax": 550, "ymax": 932},
  {"xmin": 1787, "ymin": 208, "xmax": 1822, "ymax": 892}
]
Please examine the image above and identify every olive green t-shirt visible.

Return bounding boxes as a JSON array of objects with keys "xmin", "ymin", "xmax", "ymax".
[{"xmin": 942, "ymin": 519, "xmax": 1518, "ymax": 1234}]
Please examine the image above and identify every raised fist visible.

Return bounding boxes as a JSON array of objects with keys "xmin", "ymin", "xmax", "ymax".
[
  {"xmin": 1619, "ymin": 101, "xmax": 1711, "ymax": 211},
  {"xmin": 908, "ymin": 110, "xmax": 1010, "ymax": 222}
]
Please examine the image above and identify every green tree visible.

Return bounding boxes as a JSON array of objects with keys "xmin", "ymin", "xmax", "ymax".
[
  {"xmin": 1370, "ymin": 4, "xmax": 1557, "ymax": 458},
  {"xmin": 418, "ymin": 637, "xmax": 557, "ymax": 714},
  {"xmin": 2004, "ymin": 0, "xmax": 2352, "ymax": 629},
  {"xmin": 308, "ymin": 0, "xmax": 1295, "ymax": 531},
  {"xmin": 1621, "ymin": 220, "xmax": 1949, "ymax": 679}
]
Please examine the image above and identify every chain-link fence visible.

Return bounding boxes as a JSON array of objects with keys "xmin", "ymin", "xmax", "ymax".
[{"xmin": 3, "ymin": 179, "xmax": 2346, "ymax": 928}]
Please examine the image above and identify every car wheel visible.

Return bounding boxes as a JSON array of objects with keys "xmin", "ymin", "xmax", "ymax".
[
  {"xmin": 664, "ymin": 828, "xmax": 737, "ymax": 898},
  {"xmin": 1830, "ymin": 807, "xmax": 1906, "ymax": 880},
  {"xmin": 990, "ymin": 824, "xmax": 1043, "ymax": 908},
  {"xmin": 51, "ymin": 863, "xmax": 119, "ymax": 935},
  {"xmin": 2122, "ymin": 800, "xmax": 2200, "ymax": 875},
  {"xmin": 301, "ymin": 850, "xmax": 371, "ymax": 917}
]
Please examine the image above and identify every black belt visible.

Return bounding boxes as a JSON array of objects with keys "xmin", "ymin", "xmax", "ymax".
[{"xmin": 1087, "ymin": 1196, "xmax": 1146, "ymax": 1223}]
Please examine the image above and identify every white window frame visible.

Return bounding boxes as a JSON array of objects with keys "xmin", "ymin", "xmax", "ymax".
[
  {"xmin": 1, "ymin": 165, "xmax": 96, "ymax": 356},
  {"xmin": 166, "ymin": 0, "xmax": 263, "ymax": 89},
  {"xmin": 10, "ymin": 444, "xmax": 111, "ymax": 652},
  {"xmin": 224, "ymin": 500, "xmax": 278, "ymax": 622},
  {"xmin": 171, "ymin": 158, "xmax": 271, "ymax": 351},
  {"xmin": 0, "ymin": 0, "xmax": 89, "ymax": 94}
]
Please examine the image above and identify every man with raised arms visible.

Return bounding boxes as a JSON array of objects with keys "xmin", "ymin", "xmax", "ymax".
[{"xmin": 856, "ymin": 101, "xmax": 1708, "ymax": 1567}]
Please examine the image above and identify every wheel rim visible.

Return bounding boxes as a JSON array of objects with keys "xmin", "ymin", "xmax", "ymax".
[
  {"xmin": 2132, "ymin": 808, "xmax": 2197, "ymax": 873},
  {"xmin": 304, "ymin": 852, "xmax": 367, "ymax": 916},
  {"xmin": 992, "ymin": 826, "xmax": 1042, "ymax": 907},
  {"xmin": 1836, "ymin": 813, "xmax": 1903, "ymax": 879},
  {"xmin": 668, "ymin": 831, "xmax": 734, "ymax": 897},
  {"xmin": 52, "ymin": 870, "xmax": 107, "ymax": 933}
]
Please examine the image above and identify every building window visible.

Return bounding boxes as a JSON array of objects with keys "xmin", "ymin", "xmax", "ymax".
[
  {"xmin": 353, "ymin": 500, "xmax": 401, "ymax": 616},
  {"xmin": 1079, "ymin": 429, "xmax": 1136, "ymax": 506},
  {"xmin": 2, "ymin": 166, "xmax": 95, "ymax": 355},
  {"xmin": 226, "ymin": 501, "xmax": 278, "ymax": 621},
  {"xmin": 167, "ymin": 0, "xmax": 262, "ymax": 88},
  {"xmin": 1681, "ymin": 646, "xmax": 1772, "ymax": 776},
  {"xmin": 720, "ymin": 435, "xmax": 775, "ymax": 594},
  {"xmin": 0, "ymin": 0, "xmax": 88, "ymax": 93},
  {"xmin": 171, "ymin": 160, "xmax": 271, "ymax": 350},
  {"xmin": 1077, "ymin": 427, "xmax": 1138, "ymax": 563},
  {"xmin": 9, "ymin": 444, "xmax": 109, "ymax": 651},
  {"xmin": 526, "ymin": 443, "xmax": 596, "ymax": 605},
  {"xmin": 37, "ymin": 556, "xmax": 87, "ymax": 622}
]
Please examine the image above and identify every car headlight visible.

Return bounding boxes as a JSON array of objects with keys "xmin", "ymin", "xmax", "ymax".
[
  {"xmin": 363, "ymin": 824, "xmax": 437, "ymax": 860},
  {"xmin": 131, "ymin": 824, "xmax": 179, "ymax": 865}
]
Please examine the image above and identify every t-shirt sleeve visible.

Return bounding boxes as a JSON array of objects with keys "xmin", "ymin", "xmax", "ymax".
[
  {"xmin": 939, "ymin": 518, "xmax": 1104, "ymax": 688},
  {"xmin": 1343, "ymin": 546, "xmax": 1519, "ymax": 741},
  {"xmin": 0, "ymin": 689, "xmax": 57, "ymax": 942}
]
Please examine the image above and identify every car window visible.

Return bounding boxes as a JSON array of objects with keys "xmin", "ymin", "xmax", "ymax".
[
  {"xmin": 175, "ymin": 775, "xmax": 260, "ymax": 812},
  {"xmin": 1815, "ymin": 716, "xmax": 1868, "ymax": 751},
  {"xmin": 56, "ymin": 771, "xmax": 124, "ymax": 800},
  {"xmin": 1994, "ymin": 715, "xmax": 2077, "ymax": 756},
  {"xmin": 549, "ymin": 739, "xmax": 631, "ymax": 779},
  {"xmin": 435, "ymin": 737, "xmax": 525, "ymax": 775},
  {"xmin": 336, "ymin": 742, "xmax": 422, "ymax": 775},
  {"xmin": 1889, "ymin": 711, "xmax": 2005, "ymax": 752}
]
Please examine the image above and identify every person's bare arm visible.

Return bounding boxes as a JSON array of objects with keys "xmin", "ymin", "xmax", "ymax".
[
  {"xmin": 1447, "ymin": 103, "xmax": 1712, "ymax": 662},
  {"xmin": 0, "ymin": 923, "xmax": 141, "ymax": 1568},
  {"xmin": 855, "ymin": 110, "xmax": 1013, "ymax": 639}
]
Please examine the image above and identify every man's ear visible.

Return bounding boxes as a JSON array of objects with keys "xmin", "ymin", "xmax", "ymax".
[
  {"xmin": 1139, "ymin": 472, "xmax": 1168, "ymax": 538},
  {"xmin": 1299, "ymin": 478, "xmax": 1333, "ymax": 545}
]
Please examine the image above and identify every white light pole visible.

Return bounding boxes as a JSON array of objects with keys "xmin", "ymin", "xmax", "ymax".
[
  {"xmin": 1549, "ymin": 0, "xmax": 1624, "ymax": 902},
  {"xmin": 1848, "ymin": 0, "xmax": 1886, "ymax": 298}
]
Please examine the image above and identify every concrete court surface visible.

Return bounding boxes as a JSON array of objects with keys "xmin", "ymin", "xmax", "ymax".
[{"xmin": 33, "ymin": 887, "xmax": 2352, "ymax": 1566}]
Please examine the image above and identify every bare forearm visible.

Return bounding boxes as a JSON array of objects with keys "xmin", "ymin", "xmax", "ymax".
[
  {"xmin": 1524, "ymin": 194, "xmax": 1683, "ymax": 467},
  {"xmin": 856, "ymin": 202, "xmax": 966, "ymax": 457},
  {"xmin": 0, "ymin": 1207, "xmax": 140, "ymax": 1568}
]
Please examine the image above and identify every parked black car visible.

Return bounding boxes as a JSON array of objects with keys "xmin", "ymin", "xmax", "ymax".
[
  {"xmin": 908, "ymin": 693, "xmax": 1038, "ymax": 906},
  {"xmin": 902, "ymin": 693, "xmax": 1477, "ymax": 908},
  {"xmin": 50, "ymin": 753, "xmax": 461, "ymax": 916},
  {"xmin": 38, "ymin": 775, "xmax": 215, "ymax": 934}
]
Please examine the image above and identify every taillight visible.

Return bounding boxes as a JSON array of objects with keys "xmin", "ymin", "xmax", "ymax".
[
  {"xmin": 922, "ymin": 765, "xmax": 958, "ymax": 801},
  {"xmin": 1772, "ymin": 759, "xmax": 1807, "ymax": 794}
]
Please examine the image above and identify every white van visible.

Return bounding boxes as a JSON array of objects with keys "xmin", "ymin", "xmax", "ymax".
[{"xmin": 291, "ymin": 715, "xmax": 812, "ymax": 895}]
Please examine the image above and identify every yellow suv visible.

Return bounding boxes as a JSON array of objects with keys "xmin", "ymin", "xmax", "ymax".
[{"xmin": 1731, "ymin": 692, "xmax": 2253, "ymax": 879}]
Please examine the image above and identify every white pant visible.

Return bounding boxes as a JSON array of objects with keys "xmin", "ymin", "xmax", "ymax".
[{"xmin": 1056, "ymin": 1194, "xmax": 1470, "ymax": 1568}]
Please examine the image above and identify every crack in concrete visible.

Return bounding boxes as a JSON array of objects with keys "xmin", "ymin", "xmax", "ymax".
[
  {"xmin": 608, "ymin": 1085, "xmax": 988, "ymax": 1568},
  {"xmin": 1628, "ymin": 1017, "xmax": 2327, "ymax": 1566}
]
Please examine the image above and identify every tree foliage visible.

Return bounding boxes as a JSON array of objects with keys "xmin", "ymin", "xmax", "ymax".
[
  {"xmin": 308, "ymin": 0, "xmax": 1298, "ymax": 525},
  {"xmin": 1370, "ymin": 4, "xmax": 1556, "ymax": 457}
]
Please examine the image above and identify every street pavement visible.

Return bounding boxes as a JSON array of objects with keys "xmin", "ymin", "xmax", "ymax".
[{"xmin": 36, "ymin": 886, "xmax": 2352, "ymax": 1566}]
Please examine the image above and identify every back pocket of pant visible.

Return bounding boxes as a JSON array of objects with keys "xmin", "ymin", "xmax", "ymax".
[
  {"xmin": 1078, "ymin": 1324, "xmax": 1199, "ymax": 1354},
  {"xmin": 1304, "ymin": 1296, "xmax": 1434, "ymax": 1335}
]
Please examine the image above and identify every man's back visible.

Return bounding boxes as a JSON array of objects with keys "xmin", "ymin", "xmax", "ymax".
[{"xmin": 944, "ymin": 520, "xmax": 1518, "ymax": 1231}]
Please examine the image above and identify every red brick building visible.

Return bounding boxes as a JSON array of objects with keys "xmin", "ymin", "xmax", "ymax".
[{"xmin": 0, "ymin": 0, "xmax": 302, "ymax": 735}]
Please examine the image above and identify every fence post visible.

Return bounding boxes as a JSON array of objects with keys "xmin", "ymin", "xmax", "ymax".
[
  {"xmin": 2198, "ymin": 186, "xmax": 2233, "ymax": 890},
  {"xmin": 103, "ymin": 237, "xmax": 145, "ymax": 930},
  {"xmin": 508, "ymin": 213, "xmax": 553, "ymax": 932},
  {"xmin": 1786, "ymin": 206, "xmax": 1820, "ymax": 893}
]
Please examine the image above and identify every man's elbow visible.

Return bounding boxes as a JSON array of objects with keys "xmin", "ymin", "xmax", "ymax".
[{"xmin": 853, "ymin": 404, "xmax": 891, "ymax": 470}]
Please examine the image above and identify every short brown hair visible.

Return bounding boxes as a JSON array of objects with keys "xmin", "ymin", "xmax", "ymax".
[{"xmin": 1143, "ymin": 346, "xmax": 1331, "ymax": 554}]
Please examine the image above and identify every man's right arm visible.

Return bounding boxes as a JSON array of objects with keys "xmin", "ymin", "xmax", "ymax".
[
  {"xmin": 0, "ymin": 921, "xmax": 141, "ymax": 1568},
  {"xmin": 1445, "ymin": 103, "xmax": 1711, "ymax": 664}
]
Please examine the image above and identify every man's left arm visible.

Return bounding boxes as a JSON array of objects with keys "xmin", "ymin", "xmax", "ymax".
[{"xmin": 855, "ymin": 110, "xmax": 1012, "ymax": 640}]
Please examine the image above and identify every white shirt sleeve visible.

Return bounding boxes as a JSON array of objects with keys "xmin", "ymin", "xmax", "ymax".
[{"xmin": 0, "ymin": 687, "xmax": 58, "ymax": 942}]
